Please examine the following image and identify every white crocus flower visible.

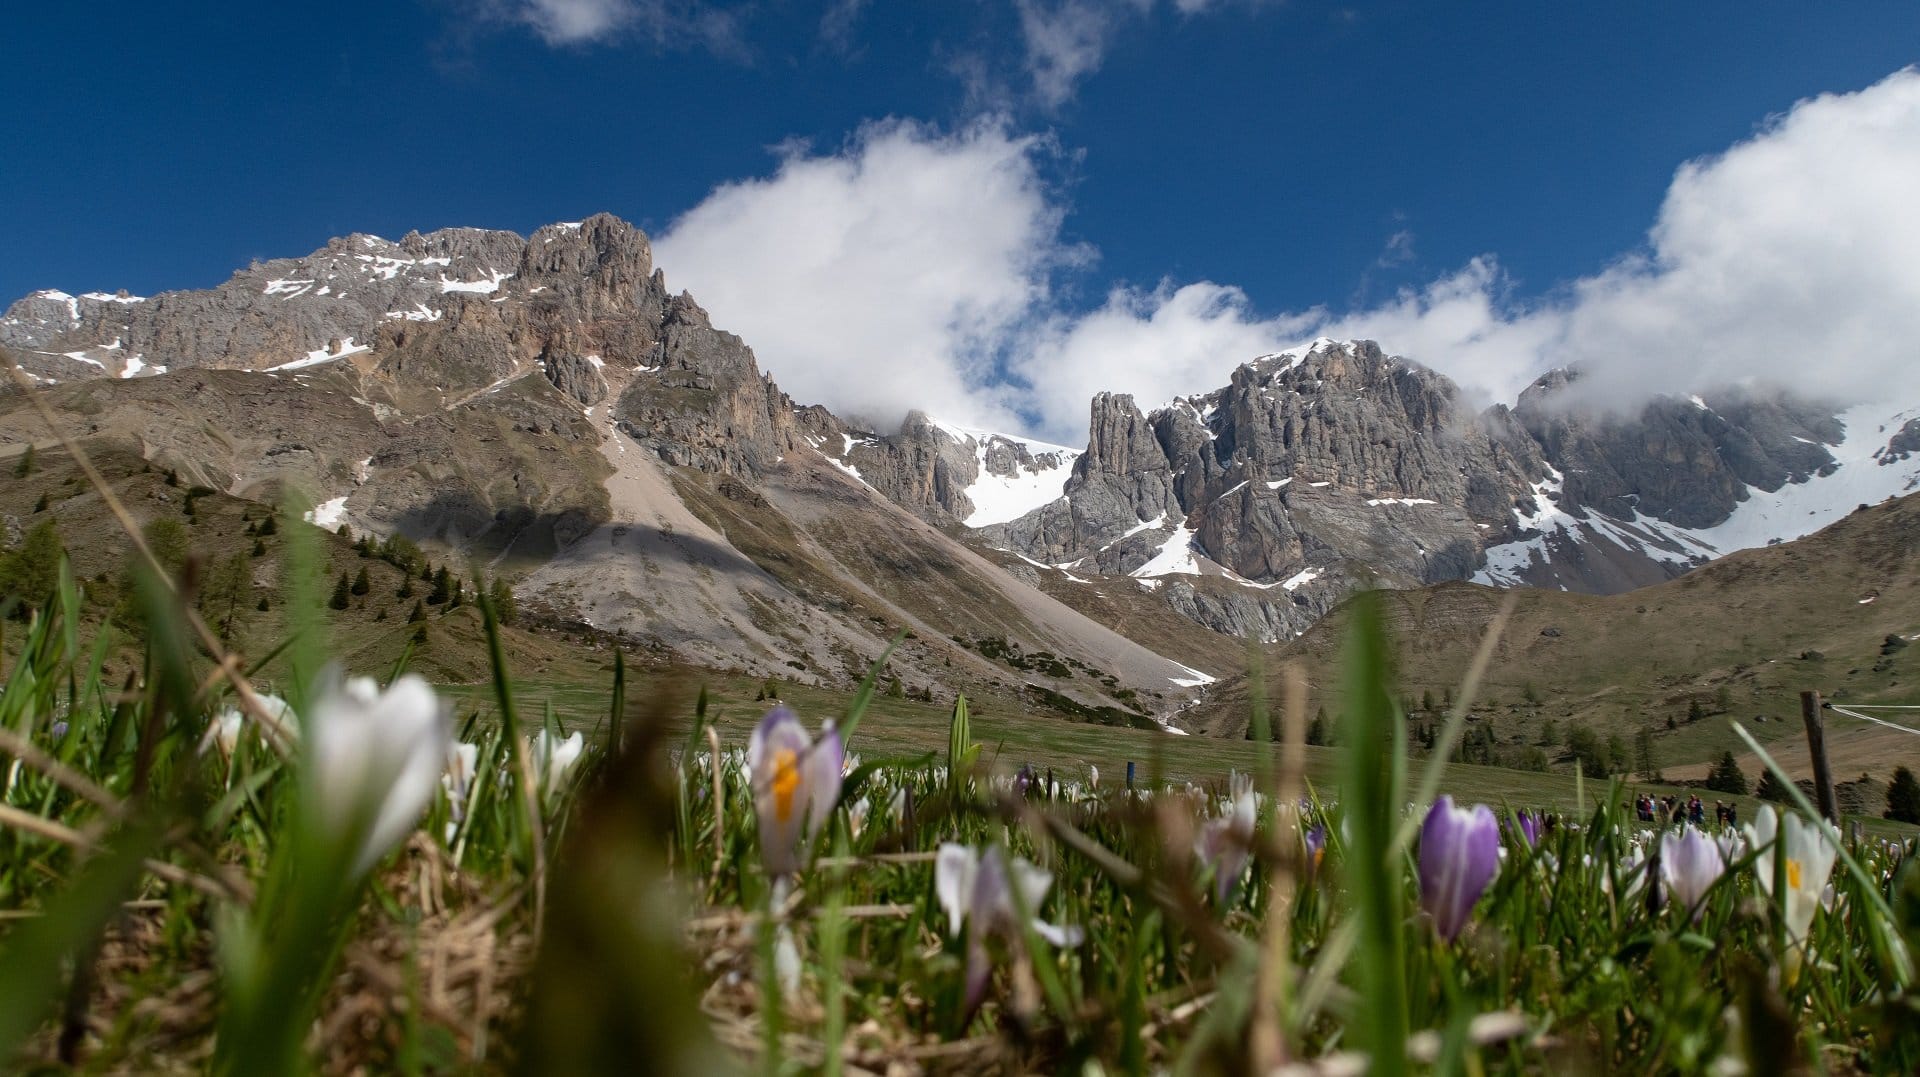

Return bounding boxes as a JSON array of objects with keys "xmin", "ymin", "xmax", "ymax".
[
  {"xmin": 1746, "ymin": 805, "xmax": 1839, "ymax": 973},
  {"xmin": 200, "ymin": 693, "xmax": 295, "ymax": 758},
  {"xmin": 531, "ymin": 730, "xmax": 585, "ymax": 794},
  {"xmin": 443, "ymin": 742, "xmax": 479, "ymax": 822},
  {"xmin": 303, "ymin": 672, "xmax": 449, "ymax": 877}
]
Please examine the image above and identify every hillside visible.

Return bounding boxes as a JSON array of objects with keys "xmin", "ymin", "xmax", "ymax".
[{"xmin": 1191, "ymin": 491, "xmax": 1920, "ymax": 782}]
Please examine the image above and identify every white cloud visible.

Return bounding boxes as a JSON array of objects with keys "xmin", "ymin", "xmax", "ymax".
[
  {"xmin": 1537, "ymin": 67, "xmax": 1920, "ymax": 409},
  {"xmin": 653, "ymin": 68, "xmax": 1920, "ymax": 445},
  {"xmin": 655, "ymin": 118, "xmax": 1082, "ymax": 432},
  {"xmin": 494, "ymin": 0, "xmax": 746, "ymax": 54},
  {"xmin": 517, "ymin": 0, "xmax": 634, "ymax": 44},
  {"xmin": 1011, "ymin": 282, "xmax": 1310, "ymax": 430},
  {"xmin": 1014, "ymin": 67, "xmax": 1920, "ymax": 428},
  {"xmin": 1010, "ymin": 0, "xmax": 1274, "ymax": 109},
  {"xmin": 1016, "ymin": 0, "xmax": 1140, "ymax": 109}
]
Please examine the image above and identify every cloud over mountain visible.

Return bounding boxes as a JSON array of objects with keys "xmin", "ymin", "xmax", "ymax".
[{"xmin": 657, "ymin": 68, "xmax": 1920, "ymax": 441}]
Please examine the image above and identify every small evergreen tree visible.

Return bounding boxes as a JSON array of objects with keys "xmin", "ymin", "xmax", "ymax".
[
  {"xmin": 1633, "ymin": 726, "xmax": 1661, "ymax": 781},
  {"xmin": 1687, "ymin": 698, "xmax": 1706, "ymax": 723},
  {"xmin": 427, "ymin": 567, "xmax": 451, "ymax": 605},
  {"xmin": 256, "ymin": 596, "xmax": 270, "ymax": 612},
  {"xmin": 256, "ymin": 514, "xmax": 277, "ymax": 536},
  {"xmin": 1420, "ymin": 688, "xmax": 1437, "ymax": 714},
  {"xmin": 350, "ymin": 566, "xmax": 370, "ymax": 596},
  {"xmin": 0, "ymin": 518, "xmax": 64, "ymax": 618},
  {"xmin": 328, "ymin": 573, "xmax": 351, "ymax": 611},
  {"xmin": 33, "ymin": 492, "xmax": 49, "ymax": 513},
  {"xmin": 397, "ymin": 576, "xmax": 414, "ymax": 599},
  {"xmin": 1565, "ymin": 726, "xmax": 1611, "ymax": 778},
  {"xmin": 251, "ymin": 538, "xmax": 267, "ymax": 557},
  {"xmin": 1705, "ymin": 751, "xmax": 1749, "ymax": 795},
  {"xmin": 487, "ymin": 576, "xmax": 517, "ymax": 625},
  {"xmin": 1886, "ymin": 766, "xmax": 1920, "ymax": 824},
  {"xmin": 1755, "ymin": 767, "xmax": 1793, "ymax": 803},
  {"xmin": 13, "ymin": 444, "xmax": 34, "ymax": 478},
  {"xmin": 1305, "ymin": 713, "xmax": 1326, "ymax": 746},
  {"xmin": 406, "ymin": 600, "xmax": 426, "ymax": 624}
]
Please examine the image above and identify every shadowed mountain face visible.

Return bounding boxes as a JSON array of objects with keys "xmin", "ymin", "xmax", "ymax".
[{"xmin": 6, "ymin": 215, "xmax": 1918, "ymax": 682}]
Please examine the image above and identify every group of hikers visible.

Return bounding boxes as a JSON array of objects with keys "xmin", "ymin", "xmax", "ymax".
[{"xmin": 1632, "ymin": 792, "xmax": 1737, "ymax": 829}]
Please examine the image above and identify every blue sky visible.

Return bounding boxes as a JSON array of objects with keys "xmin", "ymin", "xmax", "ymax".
[{"xmin": 5, "ymin": 2, "xmax": 1919, "ymax": 435}]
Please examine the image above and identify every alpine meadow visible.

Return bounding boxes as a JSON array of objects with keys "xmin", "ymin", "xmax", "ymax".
[{"xmin": 3, "ymin": 4, "xmax": 1920, "ymax": 1074}]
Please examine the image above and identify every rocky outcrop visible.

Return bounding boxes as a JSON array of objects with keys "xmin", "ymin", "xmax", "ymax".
[
  {"xmin": 979, "ymin": 341, "xmax": 1545, "ymax": 638},
  {"xmin": 1515, "ymin": 368, "xmax": 1840, "ymax": 528},
  {"xmin": 1881, "ymin": 418, "xmax": 1920, "ymax": 464}
]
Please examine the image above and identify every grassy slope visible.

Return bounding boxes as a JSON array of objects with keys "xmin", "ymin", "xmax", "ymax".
[
  {"xmin": 1193, "ymin": 492, "xmax": 1920, "ymax": 781},
  {"xmin": 11, "ymin": 440, "xmax": 1910, "ymax": 824},
  {"xmin": 0, "ymin": 441, "xmax": 610, "ymax": 689}
]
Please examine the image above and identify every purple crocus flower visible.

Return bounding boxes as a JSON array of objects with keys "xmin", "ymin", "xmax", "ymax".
[
  {"xmin": 747, "ymin": 706, "xmax": 843, "ymax": 878},
  {"xmin": 1660, "ymin": 826, "xmax": 1725, "ymax": 920},
  {"xmin": 935, "ymin": 842, "xmax": 1082, "ymax": 1013},
  {"xmin": 1304, "ymin": 824, "xmax": 1327, "ymax": 881},
  {"xmin": 1515, "ymin": 810, "xmax": 1542, "ymax": 848},
  {"xmin": 1193, "ymin": 775, "xmax": 1258, "ymax": 902},
  {"xmin": 1418, "ymin": 796, "xmax": 1501, "ymax": 941}
]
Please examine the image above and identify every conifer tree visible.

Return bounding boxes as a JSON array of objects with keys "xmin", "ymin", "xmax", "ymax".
[
  {"xmin": 1705, "ymin": 751, "xmax": 1749, "ymax": 795},
  {"xmin": 1633, "ymin": 726, "xmax": 1661, "ymax": 781},
  {"xmin": 428, "ymin": 567, "xmax": 451, "ymax": 605},
  {"xmin": 13, "ymin": 444, "xmax": 34, "ymax": 478},
  {"xmin": 1755, "ymin": 767, "xmax": 1793, "ymax": 803},
  {"xmin": 1886, "ymin": 766, "xmax": 1920, "ymax": 824},
  {"xmin": 329, "ymin": 573, "xmax": 351, "ymax": 611},
  {"xmin": 0, "ymin": 518, "xmax": 64, "ymax": 618},
  {"xmin": 350, "ymin": 566, "xmax": 370, "ymax": 596},
  {"xmin": 407, "ymin": 599, "xmax": 426, "ymax": 623}
]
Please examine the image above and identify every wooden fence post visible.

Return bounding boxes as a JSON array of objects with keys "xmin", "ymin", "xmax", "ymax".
[{"xmin": 1800, "ymin": 690, "xmax": 1838, "ymax": 825}]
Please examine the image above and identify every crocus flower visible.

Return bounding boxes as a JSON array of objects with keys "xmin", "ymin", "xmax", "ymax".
[
  {"xmin": 1304, "ymin": 824, "xmax": 1327, "ymax": 881},
  {"xmin": 303, "ymin": 671, "xmax": 449, "ymax": 877},
  {"xmin": 1514, "ymin": 810, "xmax": 1543, "ymax": 849},
  {"xmin": 1088, "ymin": 764, "xmax": 1099, "ymax": 790},
  {"xmin": 935, "ymin": 843, "xmax": 1082, "ymax": 1010},
  {"xmin": 747, "ymin": 706, "xmax": 843, "ymax": 877},
  {"xmin": 1660, "ymin": 826, "xmax": 1725, "ymax": 919},
  {"xmin": 199, "ymin": 694, "xmax": 295, "ymax": 758},
  {"xmin": 1746, "ymin": 805, "xmax": 1839, "ymax": 970},
  {"xmin": 443, "ymin": 741, "xmax": 479, "ymax": 829},
  {"xmin": 1418, "ymin": 796, "xmax": 1501, "ymax": 941},
  {"xmin": 1194, "ymin": 774, "xmax": 1258, "ymax": 902},
  {"xmin": 531, "ymin": 729, "xmax": 585, "ymax": 794}
]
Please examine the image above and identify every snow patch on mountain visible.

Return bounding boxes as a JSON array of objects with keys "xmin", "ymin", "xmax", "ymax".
[
  {"xmin": 1475, "ymin": 398, "xmax": 1920, "ymax": 586},
  {"xmin": 929, "ymin": 419, "xmax": 1082, "ymax": 528}
]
